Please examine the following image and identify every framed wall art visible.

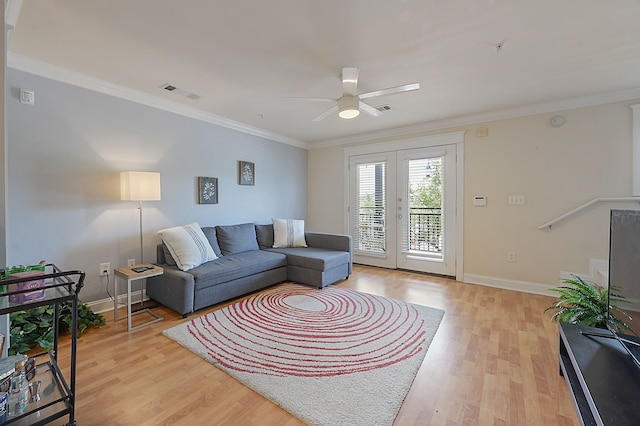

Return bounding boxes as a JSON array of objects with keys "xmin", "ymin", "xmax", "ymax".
[
  {"xmin": 198, "ymin": 177, "xmax": 218, "ymax": 204},
  {"xmin": 239, "ymin": 161, "xmax": 255, "ymax": 186}
]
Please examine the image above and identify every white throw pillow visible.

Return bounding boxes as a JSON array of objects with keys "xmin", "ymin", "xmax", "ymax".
[
  {"xmin": 158, "ymin": 222, "xmax": 217, "ymax": 271},
  {"xmin": 272, "ymin": 218, "xmax": 307, "ymax": 248}
]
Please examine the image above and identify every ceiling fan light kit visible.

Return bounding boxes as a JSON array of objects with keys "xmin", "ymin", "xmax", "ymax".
[
  {"xmin": 338, "ymin": 96, "xmax": 360, "ymax": 119},
  {"xmin": 284, "ymin": 67, "xmax": 420, "ymax": 121}
]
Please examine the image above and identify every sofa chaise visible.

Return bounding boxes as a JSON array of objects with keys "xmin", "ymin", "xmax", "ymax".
[{"xmin": 146, "ymin": 222, "xmax": 352, "ymax": 317}]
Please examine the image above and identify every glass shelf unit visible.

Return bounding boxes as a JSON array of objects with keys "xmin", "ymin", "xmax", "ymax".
[{"xmin": 0, "ymin": 264, "xmax": 85, "ymax": 426}]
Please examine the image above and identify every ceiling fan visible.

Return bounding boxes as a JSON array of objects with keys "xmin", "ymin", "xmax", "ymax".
[{"xmin": 283, "ymin": 67, "xmax": 420, "ymax": 121}]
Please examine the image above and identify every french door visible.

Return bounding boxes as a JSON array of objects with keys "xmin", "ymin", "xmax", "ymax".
[
  {"xmin": 348, "ymin": 145, "xmax": 457, "ymax": 276},
  {"xmin": 349, "ymin": 152, "xmax": 398, "ymax": 269}
]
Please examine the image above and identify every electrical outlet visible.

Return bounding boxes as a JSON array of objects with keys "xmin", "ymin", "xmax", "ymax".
[
  {"xmin": 507, "ymin": 251, "xmax": 517, "ymax": 263},
  {"xmin": 99, "ymin": 262, "xmax": 110, "ymax": 276},
  {"xmin": 127, "ymin": 259, "xmax": 136, "ymax": 267}
]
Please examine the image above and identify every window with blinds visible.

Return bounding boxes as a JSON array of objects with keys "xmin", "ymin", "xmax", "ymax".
[
  {"xmin": 401, "ymin": 156, "xmax": 444, "ymax": 257},
  {"xmin": 354, "ymin": 161, "xmax": 386, "ymax": 254}
]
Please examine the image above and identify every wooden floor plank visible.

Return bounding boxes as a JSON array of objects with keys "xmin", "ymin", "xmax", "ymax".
[{"xmin": 45, "ymin": 264, "xmax": 578, "ymax": 425}]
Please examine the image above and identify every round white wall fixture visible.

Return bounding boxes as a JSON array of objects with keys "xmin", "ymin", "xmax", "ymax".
[{"xmin": 551, "ymin": 115, "xmax": 566, "ymax": 127}]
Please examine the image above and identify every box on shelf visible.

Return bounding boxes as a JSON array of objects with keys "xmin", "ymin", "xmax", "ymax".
[
  {"xmin": 0, "ymin": 355, "xmax": 26, "ymax": 383},
  {"xmin": 8, "ymin": 270, "xmax": 45, "ymax": 303}
]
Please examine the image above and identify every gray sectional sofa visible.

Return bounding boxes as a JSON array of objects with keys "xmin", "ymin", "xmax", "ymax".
[{"xmin": 146, "ymin": 223, "xmax": 352, "ymax": 317}]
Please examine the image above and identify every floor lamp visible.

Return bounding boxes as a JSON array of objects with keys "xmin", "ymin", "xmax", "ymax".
[{"xmin": 120, "ymin": 171, "xmax": 162, "ymax": 265}]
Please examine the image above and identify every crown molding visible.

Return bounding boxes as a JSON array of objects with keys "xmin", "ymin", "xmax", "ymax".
[
  {"xmin": 7, "ymin": 52, "xmax": 309, "ymax": 150},
  {"xmin": 9, "ymin": 52, "xmax": 640, "ymax": 152},
  {"xmin": 311, "ymin": 87, "xmax": 640, "ymax": 149}
]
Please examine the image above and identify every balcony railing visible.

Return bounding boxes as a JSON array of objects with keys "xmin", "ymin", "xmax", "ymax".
[
  {"xmin": 357, "ymin": 207, "xmax": 386, "ymax": 253},
  {"xmin": 407, "ymin": 207, "xmax": 442, "ymax": 253},
  {"xmin": 357, "ymin": 207, "xmax": 442, "ymax": 254}
]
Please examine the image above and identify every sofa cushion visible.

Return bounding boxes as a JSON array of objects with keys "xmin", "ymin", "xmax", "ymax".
[
  {"xmin": 158, "ymin": 222, "xmax": 218, "ymax": 271},
  {"xmin": 189, "ymin": 250, "xmax": 287, "ymax": 290},
  {"xmin": 255, "ymin": 224, "xmax": 274, "ymax": 249},
  {"xmin": 272, "ymin": 218, "xmax": 307, "ymax": 248},
  {"xmin": 200, "ymin": 226, "xmax": 222, "ymax": 258},
  {"xmin": 162, "ymin": 231, "xmax": 221, "ymax": 265},
  {"xmin": 216, "ymin": 223, "xmax": 260, "ymax": 255},
  {"xmin": 162, "ymin": 243, "xmax": 177, "ymax": 266},
  {"xmin": 266, "ymin": 247, "xmax": 350, "ymax": 272}
]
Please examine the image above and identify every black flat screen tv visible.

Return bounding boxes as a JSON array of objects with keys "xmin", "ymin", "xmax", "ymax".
[{"xmin": 608, "ymin": 209, "xmax": 640, "ymax": 367}]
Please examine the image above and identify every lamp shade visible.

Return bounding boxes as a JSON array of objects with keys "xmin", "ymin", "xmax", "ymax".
[{"xmin": 120, "ymin": 171, "xmax": 161, "ymax": 201}]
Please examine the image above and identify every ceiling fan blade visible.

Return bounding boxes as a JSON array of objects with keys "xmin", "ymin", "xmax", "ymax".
[
  {"xmin": 312, "ymin": 105, "xmax": 339, "ymax": 122},
  {"xmin": 282, "ymin": 96, "xmax": 336, "ymax": 103},
  {"xmin": 358, "ymin": 82, "xmax": 420, "ymax": 100},
  {"xmin": 342, "ymin": 67, "xmax": 359, "ymax": 96},
  {"xmin": 359, "ymin": 101, "xmax": 382, "ymax": 118}
]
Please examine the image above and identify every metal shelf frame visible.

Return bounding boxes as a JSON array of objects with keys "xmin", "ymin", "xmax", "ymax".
[{"xmin": 0, "ymin": 264, "xmax": 85, "ymax": 426}]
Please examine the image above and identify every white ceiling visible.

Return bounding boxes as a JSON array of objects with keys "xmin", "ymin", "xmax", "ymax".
[{"xmin": 8, "ymin": 0, "xmax": 640, "ymax": 148}]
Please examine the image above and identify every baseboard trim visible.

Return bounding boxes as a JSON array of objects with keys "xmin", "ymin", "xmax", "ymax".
[
  {"xmin": 89, "ymin": 268, "xmax": 601, "ymax": 312},
  {"xmin": 86, "ymin": 290, "xmax": 148, "ymax": 315},
  {"xmin": 463, "ymin": 273, "xmax": 554, "ymax": 297},
  {"xmin": 560, "ymin": 258, "xmax": 609, "ymax": 286}
]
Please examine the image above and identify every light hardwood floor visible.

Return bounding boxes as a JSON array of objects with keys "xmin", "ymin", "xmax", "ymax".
[{"xmin": 51, "ymin": 265, "xmax": 579, "ymax": 425}]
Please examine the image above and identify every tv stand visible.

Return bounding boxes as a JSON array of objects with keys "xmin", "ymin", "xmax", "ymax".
[
  {"xmin": 559, "ymin": 322, "xmax": 640, "ymax": 425},
  {"xmin": 580, "ymin": 329, "xmax": 640, "ymax": 348}
]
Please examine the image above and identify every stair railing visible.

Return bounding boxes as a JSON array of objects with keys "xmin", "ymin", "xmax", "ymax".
[{"xmin": 538, "ymin": 197, "xmax": 640, "ymax": 230}]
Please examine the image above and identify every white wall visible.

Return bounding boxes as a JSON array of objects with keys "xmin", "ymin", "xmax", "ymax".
[
  {"xmin": 6, "ymin": 68, "xmax": 308, "ymax": 303},
  {"xmin": 308, "ymin": 100, "xmax": 638, "ymax": 289},
  {"xmin": 7, "ymin": 65, "xmax": 636, "ymax": 302},
  {"xmin": 307, "ymin": 147, "xmax": 344, "ymax": 233}
]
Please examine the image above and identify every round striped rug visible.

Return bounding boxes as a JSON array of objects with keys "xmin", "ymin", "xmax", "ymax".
[{"xmin": 164, "ymin": 283, "xmax": 444, "ymax": 426}]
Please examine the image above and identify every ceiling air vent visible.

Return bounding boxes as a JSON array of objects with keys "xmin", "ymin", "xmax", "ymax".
[
  {"xmin": 375, "ymin": 104, "xmax": 391, "ymax": 112},
  {"xmin": 160, "ymin": 83, "xmax": 200, "ymax": 100}
]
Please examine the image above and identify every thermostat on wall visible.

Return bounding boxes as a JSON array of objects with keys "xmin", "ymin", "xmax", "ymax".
[{"xmin": 473, "ymin": 195, "xmax": 487, "ymax": 207}]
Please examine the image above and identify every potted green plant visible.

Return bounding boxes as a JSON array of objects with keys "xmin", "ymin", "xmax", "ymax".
[
  {"xmin": 544, "ymin": 274, "xmax": 636, "ymax": 334},
  {"xmin": 9, "ymin": 301, "xmax": 106, "ymax": 355}
]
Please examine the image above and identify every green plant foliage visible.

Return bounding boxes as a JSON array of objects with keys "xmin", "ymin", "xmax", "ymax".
[
  {"xmin": 409, "ymin": 158, "xmax": 442, "ymax": 209},
  {"xmin": 9, "ymin": 301, "xmax": 106, "ymax": 355},
  {"xmin": 544, "ymin": 274, "xmax": 636, "ymax": 334}
]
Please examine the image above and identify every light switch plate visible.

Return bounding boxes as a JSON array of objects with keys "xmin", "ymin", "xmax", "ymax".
[{"xmin": 508, "ymin": 195, "xmax": 525, "ymax": 205}]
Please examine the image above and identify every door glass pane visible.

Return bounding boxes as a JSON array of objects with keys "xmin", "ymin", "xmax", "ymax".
[
  {"xmin": 354, "ymin": 162, "xmax": 386, "ymax": 254},
  {"xmin": 404, "ymin": 157, "xmax": 443, "ymax": 257}
]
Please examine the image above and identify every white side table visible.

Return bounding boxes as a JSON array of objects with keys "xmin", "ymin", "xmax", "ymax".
[{"xmin": 114, "ymin": 264, "xmax": 164, "ymax": 331}]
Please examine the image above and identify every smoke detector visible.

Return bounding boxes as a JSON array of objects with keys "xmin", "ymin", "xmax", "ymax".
[{"xmin": 551, "ymin": 115, "xmax": 566, "ymax": 127}]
